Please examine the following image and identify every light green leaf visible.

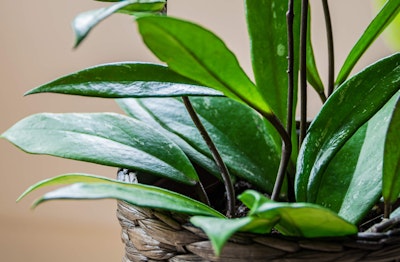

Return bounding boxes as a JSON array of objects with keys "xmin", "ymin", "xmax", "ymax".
[
  {"xmin": 118, "ymin": 97, "xmax": 281, "ymax": 192},
  {"xmin": 383, "ymin": 95, "xmax": 400, "ymax": 204},
  {"xmin": 239, "ymin": 190, "xmax": 357, "ymax": 238},
  {"xmin": 18, "ymin": 173, "xmax": 117, "ymax": 201},
  {"xmin": 2, "ymin": 113, "xmax": 198, "ymax": 184},
  {"xmin": 25, "ymin": 62, "xmax": 222, "ymax": 98},
  {"xmin": 336, "ymin": 0, "xmax": 400, "ymax": 85},
  {"xmin": 190, "ymin": 216, "xmax": 273, "ymax": 256},
  {"xmin": 313, "ymin": 94, "xmax": 399, "ymax": 224},
  {"xmin": 73, "ymin": 0, "xmax": 165, "ymax": 47},
  {"xmin": 136, "ymin": 15, "xmax": 274, "ymax": 118},
  {"xmin": 23, "ymin": 174, "xmax": 223, "ymax": 218},
  {"xmin": 296, "ymin": 53, "xmax": 400, "ymax": 203}
]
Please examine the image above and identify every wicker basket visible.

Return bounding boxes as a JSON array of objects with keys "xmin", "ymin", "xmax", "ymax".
[{"xmin": 116, "ymin": 200, "xmax": 400, "ymax": 262}]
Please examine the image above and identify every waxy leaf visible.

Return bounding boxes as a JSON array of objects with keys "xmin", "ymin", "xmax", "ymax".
[
  {"xmin": 306, "ymin": 7, "xmax": 325, "ymax": 100},
  {"xmin": 23, "ymin": 173, "xmax": 223, "ymax": 218},
  {"xmin": 244, "ymin": 0, "xmax": 301, "ymax": 123},
  {"xmin": 336, "ymin": 0, "xmax": 400, "ymax": 85},
  {"xmin": 2, "ymin": 113, "xmax": 198, "ymax": 184},
  {"xmin": 136, "ymin": 15, "xmax": 274, "ymax": 118},
  {"xmin": 25, "ymin": 62, "xmax": 222, "ymax": 98},
  {"xmin": 190, "ymin": 216, "xmax": 275, "ymax": 256},
  {"xmin": 313, "ymin": 94, "xmax": 399, "ymax": 224},
  {"xmin": 118, "ymin": 97, "xmax": 281, "ymax": 192},
  {"xmin": 239, "ymin": 190, "xmax": 357, "ymax": 238},
  {"xmin": 383, "ymin": 95, "xmax": 400, "ymax": 204},
  {"xmin": 244, "ymin": 0, "xmax": 301, "ymax": 161},
  {"xmin": 296, "ymin": 53, "xmax": 400, "ymax": 203},
  {"xmin": 73, "ymin": 0, "xmax": 165, "ymax": 47}
]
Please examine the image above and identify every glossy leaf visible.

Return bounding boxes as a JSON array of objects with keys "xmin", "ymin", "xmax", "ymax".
[
  {"xmin": 2, "ymin": 113, "xmax": 198, "ymax": 184},
  {"xmin": 190, "ymin": 216, "xmax": 275, "ymax": 256},
  {"xmin": 336, "ymin": 0, "xmax": 400, "ymax": 85},
  {"xmin": 374, "ymin": 0, "xmax": 400, "ymax": 51},
  {"xmin": 73, "ymin": 0, "xmax": 165, "ymax": 47},
  {"xmin": 136, "ymin": 15, "xmax": 274, "ymax": 118},
  {"xmin": 391, "ymin": 206, "xmax": 400, "ymax": 218},
  {"xmin": 306, "ymin": 6, "xmax": 325, "ymax": 100},
  {"xmin": 118, "ymin": 97, "xmax": 281, "ymax": 192},
  {"xmin": 25, "ymin": 62, "xmax": 223, "ymax": 98},
  {"xmin": 296, "ymin": 53, "xmax": 400, "ymax": 203},
  {"xmin": 244, "ymin": 0, "xmax": 301, "ymax": 123},
  {"xmin": 24, "ymin": 174, "xmax": 223, "ymax": 217},
  {"xmin": 239, "ymin": 190, "xmax": 357, "ymax": 238},
  {"xmin": 313, "ymin": 94, "xmax": 399, "ymax": 224},
  {"xmin": 383, "ymin": 95, "xmax": 400, "ymax": 204},
  {"xmin": 244, "ymin": 0, "xmax": 301, "ymax": 162}
]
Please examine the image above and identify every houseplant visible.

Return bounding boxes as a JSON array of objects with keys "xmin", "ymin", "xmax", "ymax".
[{"xmin": 2, "ymin": 0, "xmax": 400, "ymax": 260}]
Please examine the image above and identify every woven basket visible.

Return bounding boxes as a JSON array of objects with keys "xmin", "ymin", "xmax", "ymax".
[{"xmin": 116, "ymin": 200, "xmax": 400, "ymax": 262}]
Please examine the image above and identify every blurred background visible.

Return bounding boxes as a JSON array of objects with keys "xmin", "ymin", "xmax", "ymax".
[{"xmin": 0, "ymin": 0, "xmax": 395, "ymax": 261}]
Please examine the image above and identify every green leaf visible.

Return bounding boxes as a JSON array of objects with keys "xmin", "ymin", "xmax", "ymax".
[
  {"xmin": 23, "ymin": 173, "xmax": 223, "ymax": 218},
  {"xmin": 296, "ymin": 53, "xmax": 400, "ymax": 203},
  {"xmin": 25, "ymin": 62, "xmax": 223, "ymax": 98},
  {"xmin": 391, "ymin": 206, "xmax": 400, "ymax": 218},
  {"xmin": 336, "ymin": 0, "xmax": 400, "ymax": 85},
  {"xmin": 306, "ymin": 6, "xmax": 325, "ymax": 100},
  {"xmin": 136, "ymin": 15, "xmax": 274, "ymax": 118},
  {"xmin": 244, "ymin": 0, "xmax": 301, "ymax": 123},
  {"xmin": 239, "ymin": 190, "xmax": 357, "ymax": 238},
  {"xmin": 190, "ymin": 216, "xmax": 275, "ymax": 256},
  {"xmin": 73, "ymin": 0, "xmax": 165, "ymax": 47},
  {"xmin": 244, "ymin": 0, "xmax": 301, "ymax": 163},
  {"xmin": 313, "ymin": 94, "xmax": 399, "ymax": 224},
  {"xmin": 118, "ymin": 97, "xmax": 281, "ymax": 192},
  {"xmin": 2, "ymin": 113, "xmax": 198, "ymax": 185},
  {"xmin": 383, "ymin": 95, "xmax": 400, "ymax": 204}
]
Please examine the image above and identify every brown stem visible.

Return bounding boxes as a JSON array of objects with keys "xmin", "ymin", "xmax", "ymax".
[{"xmin": 182, "ymin": 97, "xmax": 235, "ymax": 217}]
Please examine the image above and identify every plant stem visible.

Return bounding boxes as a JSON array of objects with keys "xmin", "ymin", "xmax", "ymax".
[
  {"xmin": 270, "ymin": 114, "xmax": 292, "ymax": 201},
  {"xmin": 384, "ymin": 201, "xmax": 392, "ymax": 219},
  {"xmin": 299, "ymin": 0, "xmax": 309, "ymax": 146},
  {"xmin": 283, "ymin": 0, "xmax": 295, "ymax": 202},
  {"xmin": 322, "ymin": 0, "xmax": 335, "ymax": 97},
  {"xmin": 182, "ymin": 97, "xmax": 235, "ymax": 218}
]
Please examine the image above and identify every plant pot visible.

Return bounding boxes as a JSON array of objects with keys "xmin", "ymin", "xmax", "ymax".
[{"xmin": 116, "ymin": 198, "xmax": 400, "ymax": 262}]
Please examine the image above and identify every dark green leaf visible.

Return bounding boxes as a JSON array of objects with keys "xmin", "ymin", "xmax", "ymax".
[
  {"xmin": 2, "ymin": 113, "xmax": 198, "ymax": 184},
  {"xmin": 136, "ymin": 15, "xmax": 275, "ymax": 118},
  {"xmin": 383, "ymin": 95, "xmax": 400, "ymax": 204},
  {"xmin": 73, "ymin": 0, "xmax": 165, "ymax": 47},
  {"xmin": 239, "ymin": 190, "xmax": 357, "ymax": 238},
  {"xmin": 336, "ymin": 0, "xmax": 400, "ymax": 85},
  {"xmin": 244, "ymin": 0, "xmax": 301, "ymax": 162},
  {"xmin": 25, "ymin": 62, "xmax": 222, "ymax": 98},
  {"xmin": 296, "ymin": 53, "xmax": 400, "ymax": 203},
  {"xmin": 313, "ymin": 94, "xmax": 399, "ymax": 224},
  {"xmin": 118, "ymin": 97, "xmax": 281, "ymax": 192},
  {"xmin": 244, "ymin": 0, "xmax": 301, "ymax": 122},
  {"xmin": 24, "ymin": 173, "xmax": 223, "ymax": 217},
  {"xmin": 306, "ymin": 6, "xmax": 325, "ymax": 100},
  {"xmin": 190, "ymin": 216, "xmax": 275, "ymax": 256}
]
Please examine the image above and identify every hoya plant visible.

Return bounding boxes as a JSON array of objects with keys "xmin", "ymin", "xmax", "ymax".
[{"xmin": 3, "ymin": 0, "xmax": 400, "ymax": 256}]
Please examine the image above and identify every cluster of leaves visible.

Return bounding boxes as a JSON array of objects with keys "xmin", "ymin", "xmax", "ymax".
[{"xmin": 2, "ymin": 0, "xmax": 400, "ymax": 255}]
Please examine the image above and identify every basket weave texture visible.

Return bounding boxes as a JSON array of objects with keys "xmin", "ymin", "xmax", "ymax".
[{"xmin": 116, "ymin": 200, "xmax": 400, "ymax": 262}]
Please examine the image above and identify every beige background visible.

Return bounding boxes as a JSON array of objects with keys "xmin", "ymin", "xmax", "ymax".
[{"xmin": 0, "ymin": 1, "xmax": 394, "ymax": 261}]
